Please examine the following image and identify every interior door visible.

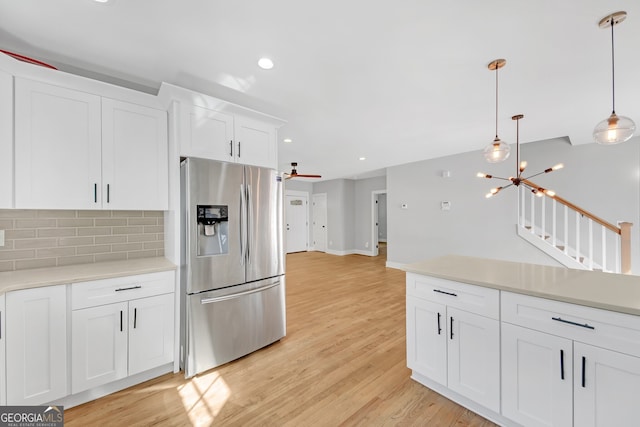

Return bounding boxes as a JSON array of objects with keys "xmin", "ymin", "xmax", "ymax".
[
  {"xmin": 312, "ymin": 193, "xmax": 327, "ymax": 252},
  {"xmin": 285, "ymin": 193, "xmax": 308, "ymax": 253}
]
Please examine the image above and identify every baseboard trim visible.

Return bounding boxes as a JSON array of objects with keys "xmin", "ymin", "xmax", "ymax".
[
  {"xmin": 325, "ymin": 249, "xmax": 356, "ymax": 256},
  {"xmin": 385, "ymin": 261, "xmax": 406, "ymax": 270}
]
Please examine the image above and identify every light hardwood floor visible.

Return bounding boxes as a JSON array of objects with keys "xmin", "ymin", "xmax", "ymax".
[{"xmin": 65, "ymin": 249, "xmax": 496, "ymax": 426}]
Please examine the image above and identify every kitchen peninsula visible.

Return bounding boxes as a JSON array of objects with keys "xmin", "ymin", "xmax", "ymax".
[{"xmin": 404, "ymin": 255, "xmax": 640, "ymax": 427}]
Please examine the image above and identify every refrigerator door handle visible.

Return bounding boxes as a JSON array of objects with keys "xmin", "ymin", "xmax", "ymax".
[
  {"xmin": 247, "ymin": 184, "xmax": 253, "ymax": 264},
  {"xmin": 200, "ymin": 281, "xmax": 281, "ymax": 304},
  {"xmin": 239, "ymin": 183, "xmax": 247, "ymax": 265}
]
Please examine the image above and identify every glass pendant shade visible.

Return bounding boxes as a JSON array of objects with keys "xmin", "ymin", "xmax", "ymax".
[
  {"xmin": 483, "ymin": 137, "xmax": 510, "ymax": 163},
  {"xmin": 593, "ymin": 112, "xmax": 636, "ymax": 145}
]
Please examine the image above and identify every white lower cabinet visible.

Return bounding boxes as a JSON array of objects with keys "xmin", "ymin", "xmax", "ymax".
[
  {"xmin": 501, "ymin": 323, "xmax": 573, "ymax": 427},
  {"xmin": 573, "ymin": 342, "xmax": 640, "ymax": 427},
  {"xmin": 71, "ymin": 272, "xmax": 175, "ymax": 394},
  {"xmin": 406, "ymin": 273, "xmax": 500, "ymax": 413},
  {"xmin": 5, "ymin": 285, "xmax": 67, "ymax": 405}
]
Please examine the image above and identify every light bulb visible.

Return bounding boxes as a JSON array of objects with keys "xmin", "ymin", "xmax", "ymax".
[
  {"xmin": 519, "ymin": 161, "xmax": 527, "ymax": 172},
  {"xmin": 594, "ymin": 113, "xmax": 636, "ymax": 145},
  {"xmin": 483, "ymin": 138, "xmax": 510, "ymax": 163}
]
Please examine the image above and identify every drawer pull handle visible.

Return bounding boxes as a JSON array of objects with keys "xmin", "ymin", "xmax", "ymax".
[
  {"xmin": 560, "ymin": 349, "xmax": 565, "ymax": 380},
  {"xmin": 552, "ymin": 317, "xmax": 595, "ymax": 330},
  {"xmin": 115, "ymin": 285, "xmax": 142, "ymax": 292},
  {"xmin": 450, "ymin": 317, "xmax": 454, "ymax": 340},
  {"xmin": 437, "ymin": 312, "xmax": 442, "ymax": 335},
  {"xmin": 582, "ymin": 356, "xmax": 586, "ymax": 388},
  {"xmin": 433, "ymin": 289, "xmax": 458, "ymax": 297}
]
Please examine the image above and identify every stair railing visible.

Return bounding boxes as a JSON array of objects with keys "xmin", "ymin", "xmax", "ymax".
[{"xmin": 519, "ymin": 178, "xmax": 632, "ymax": 274}]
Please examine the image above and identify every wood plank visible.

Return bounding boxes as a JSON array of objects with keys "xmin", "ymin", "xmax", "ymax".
[{"xmin": 65, "ymin": 250, "xmax": 496, "ymax": 426}]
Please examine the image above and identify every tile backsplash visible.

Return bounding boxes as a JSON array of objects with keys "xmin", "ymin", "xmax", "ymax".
[{"xmin": 0, "ymin": 210, "xmax": 165, "ymax": 272}]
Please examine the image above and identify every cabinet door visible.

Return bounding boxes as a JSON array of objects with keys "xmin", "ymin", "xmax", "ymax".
[
  {"xmin": 234, "ymin": 116, "xmax": 276, "ymax": 169},
  {"xmin": 6, "ymin": 285, "xmax": 67, "ymax": 405},
  {"xmin": 501, "ymin": 323, "xmax": 573, "ymax": 427},
  {"xmin": 102, "ymin": 98, "xmax": 169, "ymax": 210},
  {"xmin": 447, "ymin": 307, "xmax": 500, "ymax": 412},
  {"xmin": 0, "ymin": 69, "xmax": 12, "ymax": 208},
  {"xmin": 574, "ymin": 342, "xmax": 640, "ymax": 427},
  {"xmin": 128, "ymin": 293, "xmax": 174, "ymax": 375},
  {"xmin": 0, "ymin": 294, "xmax": 5, "ymax": 405},
  {"xmin": 406, "ymin": 296, "xmax": 447, "ymax": 386},
  {"xmin": 15, "ymin": 78, "xmax": 102, "ymax": 209},
  {"xmin": 71, "ymin": 302, "xmax": 128, "ymax": 394},
  {"xmin": 181, "ymin": 104, "xmax": 234, "ymax": 162}
]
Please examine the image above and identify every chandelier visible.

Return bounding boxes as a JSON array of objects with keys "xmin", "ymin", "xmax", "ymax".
[{"xmin": 478, "ymin": 114, "xmax": 564, "ymax": 198}]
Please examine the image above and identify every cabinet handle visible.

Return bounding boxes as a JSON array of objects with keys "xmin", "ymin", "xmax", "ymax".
[
  {"xmin": 120, "ymin": 310, "xmax": 123, "ymax": 332},
  {"xmin": 437, "ymin": 312, "xmax": 442, "ymax": 335},
  {"xmin": 115, "ymin": 285, "xmax": 142, "ymax": 292},
  {"xmin": 581, "ymin": 356, "xmax": 586, "ymax": 388},
  {"xmin": 433, "ymin": 289, "xmax": 457, "ymax": 297},
  {"xmin": 107, "ymin": 184, "xmax": 110, "ymax": 203},
  {"xmin": 133, "ymin": 308, "xmax": 137, "ymax": 329},
  {"xmin": 230, "ymin": 140, "xmax": 233, "ymax": 157},
  {"xmin": 94, "ymin": 183, "xmax": 97, "ymax": 203},
  {"xmin": 560, "ymin": 349, "xmax": 565, "ymax": 380},
  {"xmin": 552, "ymin": 317, "xmax": 595, "ymax": 330},
  {"xmin": 450, "ymin": 317, "xmax": 454, "ymax": 340},
  {"xmin": 238, "ymin": 141, "xmax": 241, "ymax": 158}
]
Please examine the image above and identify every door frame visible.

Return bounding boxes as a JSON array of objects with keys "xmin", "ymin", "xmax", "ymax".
[
  {"xmin": 371, "ymin": 190, "xmax": 387, "ymax": 257},
  {"xmin": 284, "ymin": 190, "xmax": 310, "ymax": 253}
]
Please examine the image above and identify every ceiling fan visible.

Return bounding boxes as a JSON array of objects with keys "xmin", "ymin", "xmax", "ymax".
[{"xmin": 284, "ymin": 162, "xmax": 321, "ymax": 180}]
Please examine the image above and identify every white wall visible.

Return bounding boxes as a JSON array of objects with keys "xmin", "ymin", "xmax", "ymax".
[
  {"xmin": 378, "ymin": 193, "xmax": 387, "ymax": 241},
  {"xmin": 387, "ymin": 136, "xmax": 640, "ymax": 273},
  {"xmin": 312, "ymin": 179, "xmax": 355, "ymax": 253}
]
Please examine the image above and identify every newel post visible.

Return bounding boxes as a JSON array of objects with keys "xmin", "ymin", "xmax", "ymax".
[{"xmin": 619, "ymin": 222, "xmax": 633, "ymax": 275}]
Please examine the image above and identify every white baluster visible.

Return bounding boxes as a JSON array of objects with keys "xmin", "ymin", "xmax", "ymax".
[
  {"xmin": 530, "ymin": 192, "xmax": 535, "ymax": 234},
  {"xmin": 601, "ymin": 225, "xmax": 607, "ymax": 273},
  {"xmin": 615, "ymin": 233, "xmax": 621, "ymax": 274},
  {"xmin": 575, "ymin": 211, "xmax": 581, "ymax": 263},
  {"xmin": 552, "ymin": 199, "xmax": 557, "ymax": 248},
  {"xmin": 588, "ymin": 219, "xmax": 593, "ymax": 270},
  {"xmin": 541, "ymin": 196, "xmax": 546, "ymax": 240},
  {"xmin": 564, "ymin": 206, "xmax": 569, "ymax": 255}
]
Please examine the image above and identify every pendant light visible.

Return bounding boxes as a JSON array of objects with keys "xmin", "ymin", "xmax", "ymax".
[
  {"xmin": 484, "ymin": 59, "xmax": 510, "ymax": 163},
  {"xmin": 478, "ymin": 114, "xmax": 563, "ymax": 198},
  {"xmin": 593, "ymin": 11, "xmax": 635, "ymax": 145}
]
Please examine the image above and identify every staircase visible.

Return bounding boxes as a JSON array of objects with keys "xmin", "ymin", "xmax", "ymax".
[{"xmin": 517, "ymin": 179, "xmax": 632, "ymax": 274}]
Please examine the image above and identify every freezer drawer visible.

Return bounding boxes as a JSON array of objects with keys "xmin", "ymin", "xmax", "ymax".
[{"xmin": 185, "ymin": 277, "xmax": 286, "ymax": 377}]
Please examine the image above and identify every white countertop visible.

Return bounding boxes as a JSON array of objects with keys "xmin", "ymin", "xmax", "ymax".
[
  {"xmin": 0, "ymin": 257, "xmax": 176, "ymax": 295},
  {"xmin": 403, "ymin": 255, "xmax": 640, "ymax": 316}
]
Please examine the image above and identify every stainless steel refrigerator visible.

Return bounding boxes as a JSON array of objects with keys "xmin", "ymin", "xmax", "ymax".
[{"xmin": 180, "ymin": 157, "xmax": 286, "ymax": 378}]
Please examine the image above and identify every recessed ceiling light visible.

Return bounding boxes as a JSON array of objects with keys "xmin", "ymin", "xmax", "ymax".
[
  {"xmin": 94, "ymin": 0, "xmax": 109, "ymax": 3},
  {"xmin": 359, "ymin": 157, "xmax": 366, "ymax": 161},
  {"xmin": 283, "ymin": 138, "xmax": 292, "ymax": 143},
  {"xmin": 258, "ymin": 58, "xmax": 274, "ymax": 70}
]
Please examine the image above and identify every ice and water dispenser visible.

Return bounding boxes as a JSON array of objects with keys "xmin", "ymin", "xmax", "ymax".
[{"xmin": 196, "ymin": 205, "xmax": 229, "ymax": 256}]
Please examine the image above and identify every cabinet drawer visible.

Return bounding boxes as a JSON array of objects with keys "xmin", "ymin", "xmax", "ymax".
[
  {"xmin": 502, "ymin": 291, "xmax": 640, "ymax": 357},
  {"xmin": 72, "ymin": 271, "xmax": 174, "ymax": 310},
  {"xmin": 406, "ymin": 273, "xmax": 499, "ymax": 319}
]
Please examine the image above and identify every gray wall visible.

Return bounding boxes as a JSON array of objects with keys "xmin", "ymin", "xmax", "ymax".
[
  {"xmin": 387, "ymin": 137, "xmax": 640, "ymax": 273},
  {"xmin": 313, "ymin": 179, "xmax": 355, "ymax": 252},
  {"xmin": 353, "ymin": 176, "xmax": 386, "ymax": 252}
]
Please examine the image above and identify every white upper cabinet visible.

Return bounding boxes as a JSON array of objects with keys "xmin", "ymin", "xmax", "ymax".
[
  {"xmin": 178, "ymin": 102, "xmax": 280, "ymax": 169},
  {"xmin": 181, "ymin": 104, "xmax": 234, "ymax": 162},
  {"xmin": 15, "ymin": 78, "xmax": 102, "ymax": 209},
  {"xmin": 234, "ymin": 115, "xmax": 276, "ymax": 168},
  {"xmin": 0, "ymin": 69, "xmax": 13, "ymax": 208},
  {"xmin": 0, "ymin": 293, "xmax": 5, "ymax": 406},
  {"xmin": 14, "ymin": 78, "xmax": 169, "ymax": 210},
  {"xmin": 102, "ymin": 98, "xmax": 168, "ymax": 210}
]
